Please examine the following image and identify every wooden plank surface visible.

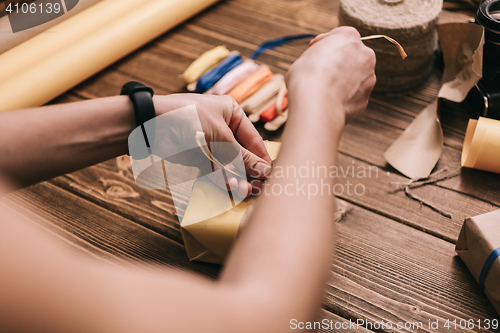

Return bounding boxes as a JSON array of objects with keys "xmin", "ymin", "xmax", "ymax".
[{"xmin": 7, "ymin": 0, "xmax": 500, "ymax": 331}]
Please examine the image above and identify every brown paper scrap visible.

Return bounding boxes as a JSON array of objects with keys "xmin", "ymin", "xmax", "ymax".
[
  {"xmin": 385, "ymin": 22, "xmax": 484, "ymax": 179},
  {"xmin": 385, "ymin": 101, "xmax": 443, "ymax": 179}
]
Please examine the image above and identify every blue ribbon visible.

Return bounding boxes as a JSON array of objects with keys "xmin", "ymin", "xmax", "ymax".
[
  {"xmin": 479, "ymin": 247, "xmax": 500, "ymax": 291},
  {"xmin": 196, "ymin": 53, "xmax": 243, "ymax": 93},
  {"xmin": 250, "ymin": 33, "xmax": 317, "ymax": 60}
]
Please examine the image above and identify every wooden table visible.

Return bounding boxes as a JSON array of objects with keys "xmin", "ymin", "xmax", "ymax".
[{"xmin": 5, "ymin": 0, "xmax": 500, "ymax": 331}]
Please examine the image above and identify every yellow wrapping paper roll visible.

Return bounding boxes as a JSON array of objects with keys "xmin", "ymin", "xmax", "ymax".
[
  {"xmin": 0, "ymin": 0, "xmax": 140, "ymax": 82},
  {"xmin": 462, "ymin": 117, "xmax": 500, "ymax": 174},
  {"xmin": 181, "ymin": 141, "xmax": 281, "ymax": 264},
  {"xmin": 0, "ymin": 0, "xmax": 220, "ymax": 111}
]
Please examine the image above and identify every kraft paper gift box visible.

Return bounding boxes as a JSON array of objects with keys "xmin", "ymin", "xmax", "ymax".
[
  {"xmin": 456, "ymin": 209, "xmax": 500, "ymax": 315},
  {"xmin": 180, "ymin": 141, "xmax": 281, "ymax": 264}
]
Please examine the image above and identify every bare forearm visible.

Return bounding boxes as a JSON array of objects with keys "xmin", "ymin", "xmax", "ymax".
[
  {"xmin": 0, "ymin": 96, "xmax": 136, "ymax": 189},
  {"xmin": 220, "ymin": 92, "xmax": 345, "ymax": 323}
]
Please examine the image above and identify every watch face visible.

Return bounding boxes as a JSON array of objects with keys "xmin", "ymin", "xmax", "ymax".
[{"xmin": 6, "ymin": 0, "xmax": 80, "ymax": 33}]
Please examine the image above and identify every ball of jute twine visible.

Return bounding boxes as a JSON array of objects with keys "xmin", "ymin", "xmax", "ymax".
[{"xmin": 339, "ymin": 0, "xmax": 443, "ymax": 92}]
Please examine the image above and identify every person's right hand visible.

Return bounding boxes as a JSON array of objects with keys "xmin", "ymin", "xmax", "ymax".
[{"xmin": 286, "ymin": 27, "xmax": 376, "ymax": 125}]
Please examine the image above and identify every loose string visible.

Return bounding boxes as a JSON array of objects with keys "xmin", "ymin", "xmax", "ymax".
[
  {"xmin": 360, "ymin": 35, "xmax": 407, "ymax": 59},
  {"xmin": 195, "ymin": 131, "xmax": 246, "ymax": 178},
  {"xmin": 196, "ymin": 52, "xmax": 243, "ymax": 93},
  {"xmin": 250, "ymin": 33, "xmax": 407, "ymax": 60},
  {"xmin": 250, "ymin": 34, "xmax": 317, "ymax": 60}
]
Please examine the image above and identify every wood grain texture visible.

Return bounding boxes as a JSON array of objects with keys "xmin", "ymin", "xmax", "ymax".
[
  {"xmin": 328, "ymin": 201, "xmax": 499, "ymax": 332},
  {"xmin": 11, "ymin": 180, "xmax": 498, "ymax": 331},
  {"xmin": 5, "ymin": 181, "xmax": 221, "ymax": 277}
]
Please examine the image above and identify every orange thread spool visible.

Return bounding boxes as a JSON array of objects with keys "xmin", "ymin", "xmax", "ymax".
[{"xmin": 228, "ymin": 67, "xmax": 274, "ymax": 103}]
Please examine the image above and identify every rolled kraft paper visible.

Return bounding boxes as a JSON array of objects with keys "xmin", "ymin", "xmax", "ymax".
[
  {"xmin": 0, "ymin": 0, "xmax": 140, "ymax": 82},
  {"xmin": 338, "ymin": 0, "xmax": 442, "ymax": 92},
  {"xmin": 0, "ymin": 0, "xmax": 221, "ymax": 111},
  {"xmin": 0, "ymin": 0, "xmax": 102, "ymax": 55},
  {"xmin": 462, "ymin": 117, "xmax": 500, "ymax": 174}
]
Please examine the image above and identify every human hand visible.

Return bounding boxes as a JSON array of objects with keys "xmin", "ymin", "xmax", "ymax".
[
  {"xmin": 152, "ymin": 94, "xmax": 272, "ymax": 198},
  {"xmin": 286, "ymin": 27, "xmax": 376, "ymax": 125}
]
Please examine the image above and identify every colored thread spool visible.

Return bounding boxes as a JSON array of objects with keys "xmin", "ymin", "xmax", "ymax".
[
  {"xmin": 265, "ymin": 110, "xmax": 288, "ymax": 131},
  {"xmin": 240, "ymin": 74, "xmax": 285, "ymax": 113},
  {"xmin": 182, "ymin": 45, "xmax": 230, "ymax": 83},
  {"xmin": 212, "ymin": 61, "xmax": 260, "ymax": 95},
  {"xmin": 260, "ymin": 93, "xmax": 288, "ymax": 123},
  {"xmin": 195, "ymin": 52, "xmax": 243, "ymax": 93},
  {"xmin": 339, "ymin": 0, "xmax": 442, "ymax": 92},
  {"xmin": 228, "ymin": 67, "xmax": 274, "ymax": 104}
]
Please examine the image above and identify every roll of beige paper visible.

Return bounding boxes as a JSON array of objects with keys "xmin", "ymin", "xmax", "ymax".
[
  {"xmin": 0, "ymin": 0, "xmax": 220, "ymax": 112},
  {"xmin": 0, "ymin": 0, "xmax": 103, "ymax": 55},
  {"xmin": 338, "ymin": 0, "xmax": 442, "ymax": 92},
  {"xmin": 0, "ymin": 0, "xmax": 139, "ymax": 82},
  {"xmin": 462, "ymin": 117, "xmax": 500, "ymax": 175}
]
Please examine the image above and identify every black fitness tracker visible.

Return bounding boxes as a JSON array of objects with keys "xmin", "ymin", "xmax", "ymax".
[{"xmin": 121, "ymin": 81, "xmax": 156, "ymax": 158}]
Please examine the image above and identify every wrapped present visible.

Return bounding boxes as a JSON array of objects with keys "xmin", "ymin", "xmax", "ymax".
[
  {"xmin": 181, "ymin": 141, "xmax": 281, "ymax": 264},
  {"xmin": 456, "ymin": 209, "xmax": 500, "ymax": 315}
]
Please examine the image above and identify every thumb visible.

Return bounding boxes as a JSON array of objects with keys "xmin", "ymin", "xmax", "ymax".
[{"xmin": 240, "ymin": 145, "xmax": 272, "ymax": 179}]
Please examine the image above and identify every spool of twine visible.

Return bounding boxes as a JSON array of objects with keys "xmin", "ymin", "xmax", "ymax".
[{"xmin": 339, "ymin": 0, "xmax": 443, "ymax": 92}]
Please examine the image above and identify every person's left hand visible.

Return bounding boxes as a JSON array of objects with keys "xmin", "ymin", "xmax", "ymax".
[{"xmin": 151, "ymin": 94, "xmax": 272, "ymax": 198}]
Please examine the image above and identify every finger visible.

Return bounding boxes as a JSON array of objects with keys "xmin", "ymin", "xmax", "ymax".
[
  {"xmin": 335, "ymin": 26, "xmax": 361, "ymax": 39},
  {"xmin": 241, "ymin": 146, "xmax": 272, "ymax": 179},
  {"xmin": 236, "ymin": 179, "xmax": 251, "ymax": 198},
  {"xmin": 309, "ymin": 32, "xmax": 329, "ymax": 47},
  {"xmin": 250, "ymin": 178, "xmax": 265, "ymax": 194},
  {"xmin": 227, "ymin": 99, "xmax": 272, "ymax": 165},
  {"xmin": 228, "ymin": 177, "xmax": 239, "ymax": 191},
  {"xmin": 309, "ymin": 27, "xmax": 361, "ymax": 47},
  {"xmin": 207, "ymin": 169, "xmax": 230, "ymax": 190}
]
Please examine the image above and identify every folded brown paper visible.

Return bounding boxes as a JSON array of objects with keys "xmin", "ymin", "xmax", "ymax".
[
  {"xmin": 385, "ymin": 21, "xmax": 484, "ymax": 179},
  {"xmin": 462, "ymin": 117, "xmax": 500, "ymax": 174},
  {"xmin": 456, "ymin": 209, "xmax": 500, "ymax": 315},
  {"xmin": 181, "ymin": 141, "xmax": 281, "ymax": 264}
]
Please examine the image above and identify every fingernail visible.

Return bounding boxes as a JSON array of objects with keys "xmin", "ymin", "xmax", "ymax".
[
  {"xmin": 228, "ymin": 177, "xmax": 239, "ymax": 191},
  {"xmin": 253, "ymin": 162, "xmax": 271, "ymax": 178}
]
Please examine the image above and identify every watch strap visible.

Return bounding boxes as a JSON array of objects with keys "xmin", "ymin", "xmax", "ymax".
[{"xmin": 121, "ymin": 81, "xmax": 156, "ymax": 150}]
